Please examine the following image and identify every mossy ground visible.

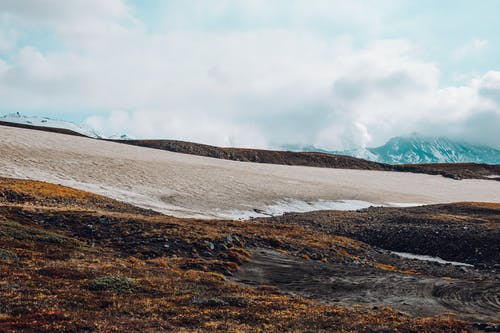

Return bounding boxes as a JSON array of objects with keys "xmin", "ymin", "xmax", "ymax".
[{"xmin": 0, "ymin": 178, "xmax": 476, "ymax": 332}]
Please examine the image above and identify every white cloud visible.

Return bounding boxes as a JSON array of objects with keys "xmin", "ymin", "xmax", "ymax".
[
  {"xmin": 453, "ymin": 39, "xmax": 488, "ymax": 60},
  {"xmin": 0, "ymin": 28, "xmax": 17, "ymax": 51},
  {"xmin": 86, "ymin": 109, "xmax": 268, "ymax": 148},
  {"xmin": 0, "ymin": 0, "xmax": 129, "ymax": 23},
  {"xmin": 0, "ymin": 0, "xmax": 499, "ymax": 149}
]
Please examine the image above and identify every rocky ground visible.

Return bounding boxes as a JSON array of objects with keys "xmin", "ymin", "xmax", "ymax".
[
  {"xmin": 234, "ymin": 248, "xmax": 499, "ymax": 324},
  {"xmin": 0, "ymin": 177, "xmax": 498, "ymax": 332},
  {"xmin": 393, "ymin": 163, "xmax": 500, "ymax": 181},
  {"xmin": 256, "ymin": 203, "xmax": 500, "ymax": 268},
  {"xmin": 237, "ymin": 204, "xmax": 500, "ymax": 328}
]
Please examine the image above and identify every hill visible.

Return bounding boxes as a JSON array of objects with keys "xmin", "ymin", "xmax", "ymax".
[
  {"xmin": 0, "ymin": 119, "xmax": 498, "ymax": 181},
  {"xmin": 113, "ymin": 139, "xmax": 500, "ymax": 181},
  {"xmin": 0, "ymin": 113, "xmax": 101, "ymax": 138}
]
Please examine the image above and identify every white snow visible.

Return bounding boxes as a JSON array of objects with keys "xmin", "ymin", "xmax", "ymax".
[
  {"xmin": 1, "ymin": 125, "xmax": 499, "ymax": 219},
  {"xmin": 218, "ymin": 199, "xmax": 426, "ymax": 220},
  {"xmin": 391, "ymin": 251, "xmax": 474, "ymax": 267},
  {"xmin": 385, "ymin": 202, "xmax": 424, "ymax": 208},
  {"xmin": 217, "ymin": 199, "xmax": 382, "ymax": 219}
]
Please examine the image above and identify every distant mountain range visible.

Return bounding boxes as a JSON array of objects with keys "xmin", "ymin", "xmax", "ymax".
[
  {"xmin": 285, "ymin": 135, "xmax": 500, "ymax": 165},
  {"xmin": 0, "ymin": 112, "xmax": 102, "ymax": 138},
  {"xmin": 0, "ymin": 113, "xmax": 132, "ymax": 140}
]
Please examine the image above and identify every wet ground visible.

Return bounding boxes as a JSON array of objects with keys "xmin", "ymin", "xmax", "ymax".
[{"xmin": 234, "ymin": 248, "xmax": 500, "ymax": 323}]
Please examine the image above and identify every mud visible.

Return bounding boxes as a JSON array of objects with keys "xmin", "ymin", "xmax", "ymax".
[{"xmin": 234, "ymin": 248, "xmax": 500, "ymax": 323}]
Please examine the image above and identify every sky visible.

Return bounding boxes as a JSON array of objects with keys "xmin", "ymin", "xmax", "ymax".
[{"xmin": 0, "ymin": 0, "xmax": 499, "ymax": 149}]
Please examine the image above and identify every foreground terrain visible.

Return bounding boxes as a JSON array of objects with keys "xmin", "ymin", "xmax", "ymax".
[{"xmin": 0, "ymin": 177, "xmax": 498, "ymax": 332}]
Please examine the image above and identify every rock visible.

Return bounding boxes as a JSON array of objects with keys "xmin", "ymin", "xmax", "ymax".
[
  {"xmin": 474, "ymin": 323, "xmax": 488, "ymax": 330},
  {"xmin": 200, "ymin": 251, "xmax": 213, "ymax": 258},
  {"xmin": 191, "ymin": 296, "xmax": 228, "ymax": 307},
  {"xmin": 204, "ymin": 240, "xmax": 215, "ymax": 250}
]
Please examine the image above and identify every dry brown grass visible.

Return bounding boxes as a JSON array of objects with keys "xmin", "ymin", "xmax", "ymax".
[
  {"xmin": 0, "ymin": 177, "xmax": 473, "ymax": 332},
  {"xmin": 0, "ymin": 177, "xmax": 154, "ymax": 214}
]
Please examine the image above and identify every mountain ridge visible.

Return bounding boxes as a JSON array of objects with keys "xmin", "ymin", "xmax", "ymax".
[
  {"xmin": 0, "ymin": 112, "xmax": 102, "ymax": 138},
  {"xmin": 284, "ymin": 135, "xmax": 500, "ymax": 165}
]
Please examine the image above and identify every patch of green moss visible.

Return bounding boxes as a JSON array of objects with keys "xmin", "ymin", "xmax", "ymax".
[
  {"xmin": 0, "ymin": 221, "xmax": 68, "ymax": 245},
  {"xmin": 0, "ymin": 248, "xmax": 18, "ymax": 261},
  {"xmin": 84, "ymin": 275, "xmax": 136, "ymax": 293},
  {"xmin": 191, "ymin": 295, "xmax": 252, "ymax": 308}
]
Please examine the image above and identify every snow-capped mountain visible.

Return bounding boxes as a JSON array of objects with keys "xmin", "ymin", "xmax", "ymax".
[
  {"xmin": 0, "ymin": 112, "xmax": 102, "ymax": 138},
  {"xmin": 283, "ymin": 135, "xmax": 500, "ymax": 164},
  {"xmin": 0, "ymin": 113, "xmax": 136, "ymax": 140},
  {"xmin": 364, "ymin": 135, "xmax": 500, "ymax": 164}
]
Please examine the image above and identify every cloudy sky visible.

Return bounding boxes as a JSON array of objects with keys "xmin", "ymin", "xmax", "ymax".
[{"xmin": 0, "ymin": 0, "xmax": 499, "ymax": 149}]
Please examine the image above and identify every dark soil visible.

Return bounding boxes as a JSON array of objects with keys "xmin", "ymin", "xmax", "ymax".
[
  {"xmin": 257, "ymin": 203, "xmax": 500, "ymax": 268},
  {"xmin": 234, "ymin": 248, "xmax": 500, "ymax": 323},
  {"xmin": 0, "ymin": 121, "xmax": 88, "ymax": 137}
]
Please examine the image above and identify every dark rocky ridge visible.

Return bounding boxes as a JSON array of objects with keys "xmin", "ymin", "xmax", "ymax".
[
  {"xmin": 112, "ymin": 139, "xmax": 388, "ymax": 171},
  {"xmin": 112, "ymin": 139, "xmax": 500, "ymax": 180},
  {"xmin": 0, "ymin": 120, "xmax": 88, "ymax": 137}
]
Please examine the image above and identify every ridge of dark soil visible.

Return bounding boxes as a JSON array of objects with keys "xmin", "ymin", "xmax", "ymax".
[
  {"xmin": 0, "ymin": 121, "xmax": 88, "ymax": 137},
  {"xmin": 112, "ymin": 139, "xmax": 500, "ymax": 180}
]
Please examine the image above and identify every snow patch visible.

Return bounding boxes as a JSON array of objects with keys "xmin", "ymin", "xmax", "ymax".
[
  {"xmin": 217, "ymin": 199, "xmax": 422, "ymax": 220},
  {"xmin": 391, "ymin": 251, "xmax": 473, "ymax": 267},
  {"xmin": 385, "ymin": 202, "xmax": 424, "ymax": 207}
]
